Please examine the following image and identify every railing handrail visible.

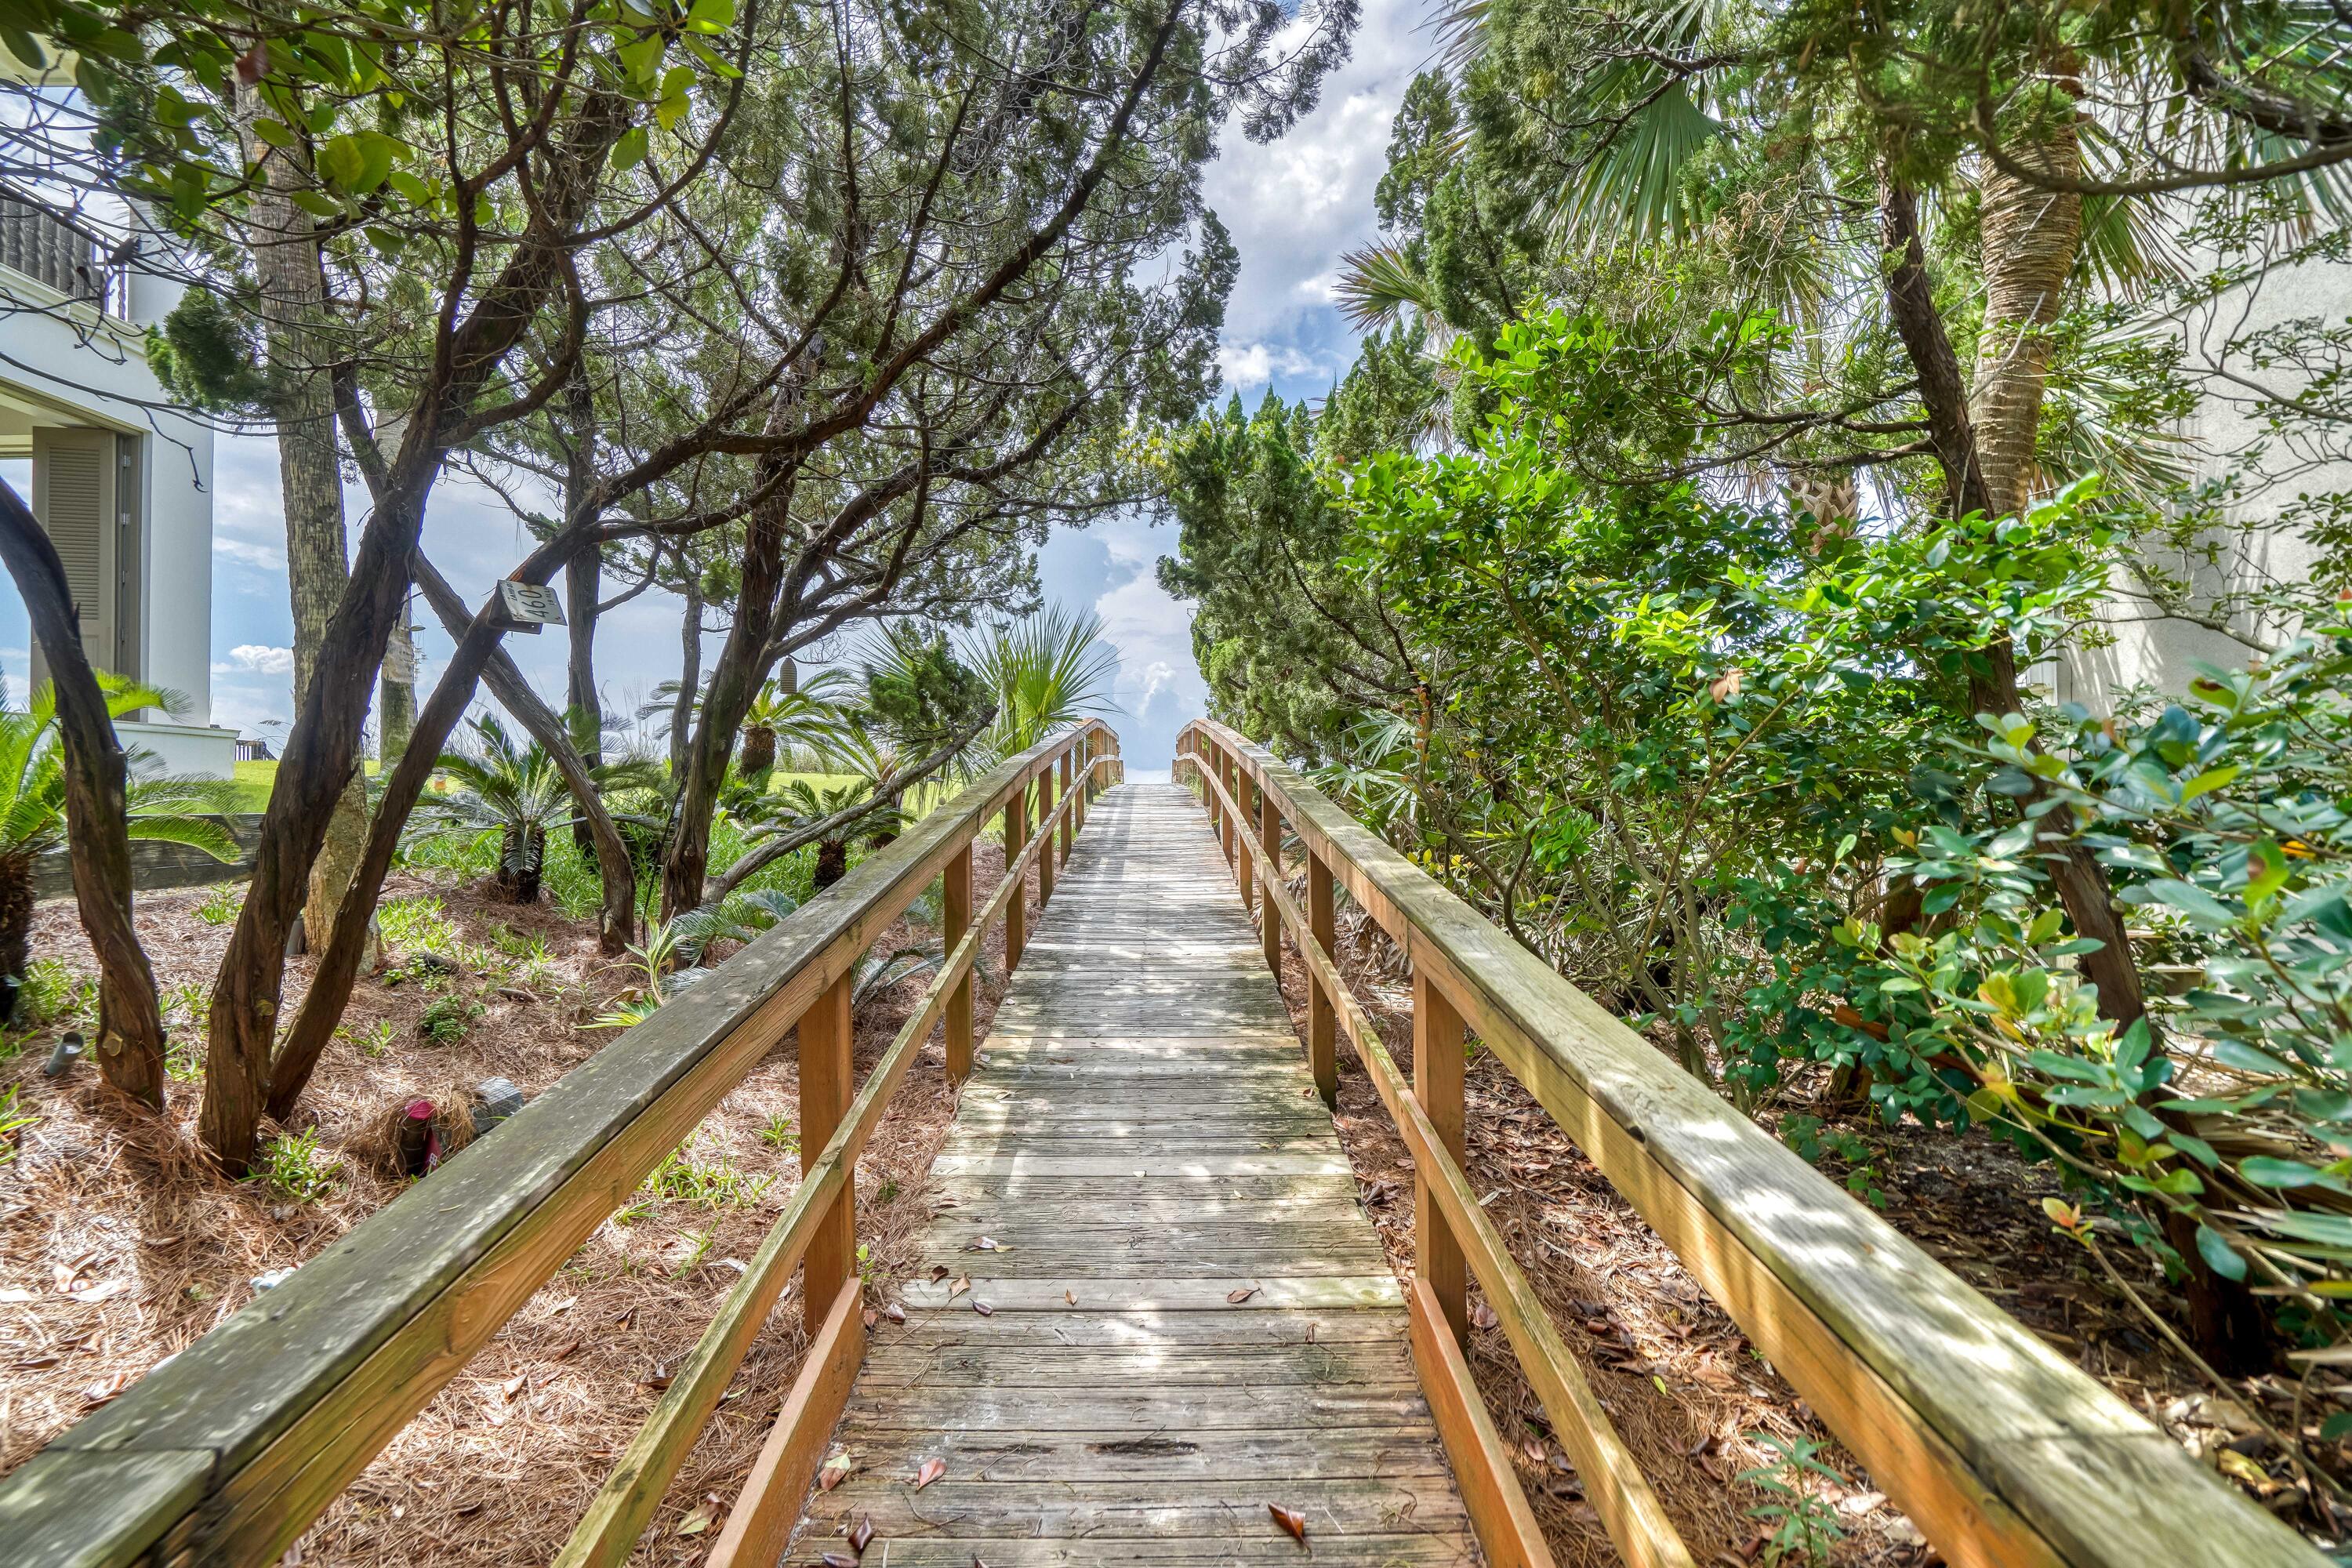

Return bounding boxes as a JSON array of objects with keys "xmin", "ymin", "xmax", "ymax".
[
  {"xmin": 1177, "ymin": 717, "xmax": 2324, "ymax": 1568},
  {"xmin": 0, "ymin": 184, "xmax": 132, "ymax": 318},
  {"xmin": 0, "ymin": 720, "xmax": 1120, "ymax": 1568}
]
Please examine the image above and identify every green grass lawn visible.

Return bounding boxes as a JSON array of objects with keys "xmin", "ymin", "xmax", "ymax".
[{"xmin": 225, "ymin": 759, "xmax": 862, "ymax": 814}]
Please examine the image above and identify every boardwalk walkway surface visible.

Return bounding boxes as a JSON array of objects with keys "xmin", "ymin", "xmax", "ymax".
[{"xmin": 792, "ymin": 782, "xmax": 1480, "ymax": 1566}]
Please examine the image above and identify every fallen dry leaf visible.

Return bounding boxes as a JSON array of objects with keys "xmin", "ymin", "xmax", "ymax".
[
  {"xmin": 972, "ymin": 1299, "xmax": 994, "ymax": 1317},
  {"xmin": 676, "ymin": 1504, "xmax": 714, "ymax": 1537},
  {"xmin": 1227, "ymin": 1286, "xmax": 1259, "ymax": 1305},
  {"xmin": 914, "ymin": 1457, "xmax": 946, "ymax": 1491},
  {"xmin": 929, "ymin": 1265, "xmax": 949, "ymax": 1283},
  {"xmin": 820, "ymin": 1554, "xmax": 857, "ymax": 1568},
  {"xmin": 950, "ymin": 1274, "xmax": 971, "ymax": 1298},
  {"xmin": 819, "ymin": 1450, "xmax": 858, "ymax": 1491},
  {"xmin": 502, "ymin": 1372, "xmax": 528, "ymax": 1402},
  {"xmin": 640, "ymin": 1363, "xmax": 672, "ymax": 1391},
  {"xmin": 1269, "ymin": 1503, "xmax": 1308, "ymax": 1544},
  {"xmin": 884, "ymin": 1302, "xmax": 906, "ymax": 1324},
  {"xmin": 849, "ymin": 1515, "xmax": 875, "ymax": 1552},
  {"xmin": 545, "ymin": 1338, "xmax": 581, "ymax": 1363},
  {"xmin": 1470, "ymin": 1301, "xmax": 1500, "ymax": 1331},
  {"xmin": 82, "ymin": 1370, "xmax": 133, "ymax": 1406},
  {"xmin": 862, "ymin": 1308, "xmax": 880, "ymax": 1330},
  {"xmin": 1065, "ymin": 1290, "xmax": 1076, "ymax": 1306}
]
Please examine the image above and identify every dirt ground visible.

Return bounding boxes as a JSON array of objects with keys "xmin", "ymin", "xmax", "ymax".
[
  {"xmin": 0, "ymin": 844, "xmax": 1035, "ymax": 1566},
  {"xmin": 5, "ymin": 827, "xmax": 2343, "ymax": 1568}
]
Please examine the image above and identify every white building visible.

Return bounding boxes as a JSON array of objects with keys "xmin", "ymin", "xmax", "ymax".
[
  {"xmin": 2056, "ymin": 255, "xmax": 2350, "ymax": 713},
  {"xmin": 1, "ymin": 183, "xmax": 236, "ymax": 777}
]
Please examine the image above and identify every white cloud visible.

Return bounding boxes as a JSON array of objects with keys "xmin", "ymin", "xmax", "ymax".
[
  {"xmin": 217, "ymin": 644, "xmax": 295, "ymax": 676},
  {"xmin": 216, "ymin": 537, "xmax": 286, "ymax": 572},
  {"xmin": 1217, "ymin": 341, "xmax": 1326, "ymax": 390}
]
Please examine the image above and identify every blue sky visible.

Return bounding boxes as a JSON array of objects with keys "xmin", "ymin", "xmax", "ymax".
[{"xmin": 2, "ymin": 0, "xmax": 1425, "ymax": 775}]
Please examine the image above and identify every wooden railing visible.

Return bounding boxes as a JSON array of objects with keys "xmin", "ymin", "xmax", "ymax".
[
  {"xmin": 0, "ymin": 721, "xmax": 1121, "ymax": 1568},
  {"xmin": 1175, "ymin": 718, "xmax": 2325, "ymax": 1568}
]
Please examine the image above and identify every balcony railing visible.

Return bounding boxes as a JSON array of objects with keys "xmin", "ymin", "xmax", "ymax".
[{"xmin": 0, "ymin": 187, "xmax": 132, "ymax": 318}]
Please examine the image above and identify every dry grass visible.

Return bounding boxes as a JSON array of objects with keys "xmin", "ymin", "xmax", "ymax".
[{"xmin": 0, "ymin": 842, "xmax": 1039, "ymax": 1567}]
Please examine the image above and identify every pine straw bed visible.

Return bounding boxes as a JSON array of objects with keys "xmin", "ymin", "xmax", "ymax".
[{"xmin": 0, "ymin": 843, "xmax": 1036, "ymax": 1567}]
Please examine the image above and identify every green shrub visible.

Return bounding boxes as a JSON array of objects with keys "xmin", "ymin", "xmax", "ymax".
[
  {"xmin": 195, "ymin": 883, "xmax": 244, "ymax": 926},
  {"xmin": 250, "ymin": 1128, "xmax": 342, "ymax": 1203},
  {"xmin": 418, "ymin": 992, "xmax": 482, "ymax": 1044}
]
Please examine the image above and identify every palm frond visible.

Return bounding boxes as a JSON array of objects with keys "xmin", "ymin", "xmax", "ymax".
[{"xmin": 1334, "ymin": 242, "xmax": 1439, "ymax": 332}]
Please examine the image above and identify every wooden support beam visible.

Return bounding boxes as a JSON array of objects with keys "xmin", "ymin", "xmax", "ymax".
[
  {"xmin": 1058, "ymin": 749, "xmax": 1075, "ymax": 866},
  {"xmin": 945, "ymin": 847, "xmax": 974, "ymax": 1083},
  {"xmin": 701, "ymin": 1278, "xmax": 864, "ymax": 1568},
  {"xmin": 1006, "ymin": 782, "xmax": 1029, "ymax": 973},
  {"xmin": 1259, "ymin": 783, "xmax": 1283, "ymax": 975},
  {"xmin": 1414, "ymin": 970, "xmax": 1467, "ymax": 1348},
  {"xmin": 1037, "ymin": 764, "xmax": 1058, "ymax": 908},
  {"xmin": 1308, "ymin": 851, "xmax": 1338, "ymax": 1108},
  {"xmin": 1410, "ymin": 1279, "xmax": 1555, "ymax": 1568},
  {"xmin": 800, "ymin": 973, "xmax": 855, "ymax": 1321}
]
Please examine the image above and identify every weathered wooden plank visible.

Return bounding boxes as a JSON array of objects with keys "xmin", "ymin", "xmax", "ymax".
[
  {"xmin": 701, "ymin": 1278, "xmax": 863, "ymax": 1568},
  {"xmin": 800, "ymin": 1477, "xmax": 1470, "ymax": 1538},
  {"xmin": 897, "ymin": 1275, "xmax": 1406, "ymax": 1312},
  {"xmin": 782, "ymin": 1534, "xmax": 1474, "ymax": 1566},
  {"xmin": 813, "ymin": 1426, "xmax": 1452, "ymax": 1483},
  {"xmin": 1410, "ymin": 1279, "xmax": 1556, "ymax": 1568},
  {"xmin": 859, "ymin": 1338, "xmax": 1418, "ymax": 1386}
]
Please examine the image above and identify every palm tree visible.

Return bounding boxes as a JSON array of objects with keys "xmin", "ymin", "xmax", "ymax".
[
  {"xmin": 736, "ymin": 667, "xmax": 856, "ymax": 778},
  {"xmin": 961, "ymin": 603, "xmax": 1118, "ymax": 768},
  {"xmin": 0, "ymin": 677, "xmax": 239, "ymax": 1006},
  {"xmin": 777, "ymin": 776, "xmax": 889, "ymax": 889},
  {"xmin": 428, "ymin": 716, "xmax": 569, "ymax": 903}
]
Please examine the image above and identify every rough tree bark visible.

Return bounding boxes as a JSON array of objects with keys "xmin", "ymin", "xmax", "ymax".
[
  {"xmin": 379, "ymin": 598, "xmax": 417, "ymax": 766},
  {"xmin": 669, "ymin": 559, "xmax": 703, "ymax": 782},
  {"xmin": 241, "ymin": 98, "xmax": 371, "ymax": 960},
  {"xmin": 1881, "ymin": 170, "xmax": 2265, "ymax": 1369},
  {"xmin": 202, "ymin": 89, "xmax": 631, "ymax": 1169},
  {"xmin": 0, "ymin": 483, "xmax": 169, "ymax": 1106}
]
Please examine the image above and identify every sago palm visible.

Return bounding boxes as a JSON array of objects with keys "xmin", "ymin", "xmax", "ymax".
[
  {"xmin": 0, "ymin": 677, "xmax": 240, "ymax": 998},
  {"xmin": 961, "ymin": 603, "xmax": 1118, "ymax": 768},
  {"xmin": 428, "ymin": 716, "xmax": 570, "ymax": 903},
  {"xmin": 736, "ymin": 667, "xmax": 857, "ymax": 778}
]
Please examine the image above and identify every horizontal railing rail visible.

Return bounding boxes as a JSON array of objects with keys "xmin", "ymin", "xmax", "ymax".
[
  {"xmin": 0, "ymin": 721, "xmax": 1121, "ymax": 1568},
  {"xmin": 1176, "ymin": 717, "xmax": 2323, "ymax": 1568}
]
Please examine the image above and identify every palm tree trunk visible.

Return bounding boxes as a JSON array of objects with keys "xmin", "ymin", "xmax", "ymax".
[
  {"xmin": 1972, "ymin": 122, "xmax": 2082, "ymax": 520},
  {"xmin": 0, "ymin": 852, "xmax": 31, "ymax": 996}
]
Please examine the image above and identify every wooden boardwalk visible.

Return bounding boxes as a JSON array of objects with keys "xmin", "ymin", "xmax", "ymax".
[{"xmin": 791, "ymin": 782, "xmax": 1480, "ymax": 1566}]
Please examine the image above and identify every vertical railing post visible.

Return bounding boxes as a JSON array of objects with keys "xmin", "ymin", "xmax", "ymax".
[
  {"xmin": 1236, "ymin": 768, "xmax": 1256, "ymax": 919},
  {"xmin": 799, "ymin": 972, "xmax": 858, "ymax": 1328},
  {"xmin": 1038, "ymin": 757, "xmax": 1058, "ymax": 907},
  {"xmin": 1006, "ymin": 779, "xmax": 1029, "ymax": 972},
  {"xmin": 1308, "ymin": 851, "xmax": 1338, "ymax": 1107},
  {"xmin": 1218, "ymin": 748, "xmax": 1236, "ymax": 865},
  {"xmin": 1058, "ymin": 747, "xmax": 1075, "ymax": 866},
  {"xmin": 1414, "ymin": 971, "xmax": 1469, "ymax": 1346},
  {"xmin": 945, "ymin": 843, "xmax": 974, "ymax": 1083},
  {"xmin": 1258, "ymin": 780, "xmax": 1282, "ymax": 975}
]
